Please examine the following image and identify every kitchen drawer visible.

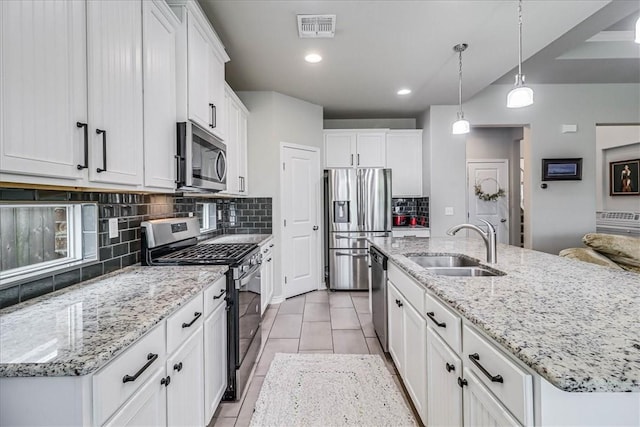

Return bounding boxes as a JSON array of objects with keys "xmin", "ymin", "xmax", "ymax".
[
  {"xmin": 260, "ymin": 238, "xmax": 274, "ymax": 258},
  {"xmin": 425, "ymin": 293, "xmax": 461, "ymax": 354},
  {"xmin": 388, "ymin": 262, "xmax": 425, "ymax": 314},
  {"xmin": 204, "ymin": 276, "xmax": 227, "ymax": 318},
  {"xmin": 463, "ymin": 324, "xmax": 533, "ymax": 426},
  {"xmin": 167, "ymin": 294, "xmax": 204, "ymax": 354},
  {"xmin": 93, "ymin": 323, "xmax": 166, "ymax": 426},
  {"xmin": 392, "ymin": 228, "xmax": 430, "ymax": 238}
]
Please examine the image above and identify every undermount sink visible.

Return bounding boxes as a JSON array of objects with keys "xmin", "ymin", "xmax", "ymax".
[
  {"xmin": 407, "ymin": 255, "xmax": 480, "ymax": 268},
  {"xmin": 426, "ymin": 267, "xmax": 505, "ymax": 277}
]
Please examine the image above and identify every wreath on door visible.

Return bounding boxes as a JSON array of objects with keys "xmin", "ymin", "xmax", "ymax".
[{"xmin": 474, "ymin": 178, "xmax": 506, "ymax": 202}]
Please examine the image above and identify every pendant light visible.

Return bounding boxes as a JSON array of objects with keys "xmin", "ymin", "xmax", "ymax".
[
  {"xmin": 507, "ymin": 0, "xmax": 534, "ymax": 108},
  {"xmin": 452, "ymin": 43, "xmax": 470, "ymax": 135}
]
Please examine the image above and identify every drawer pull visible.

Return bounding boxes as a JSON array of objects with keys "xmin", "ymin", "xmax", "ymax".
[
  {"xmin": 182, "ymin": 312, "xmax": 202, "ymax": 328},
  {"xmin": 213, "ymin": 289, "xmax": 226, "ymax": 300},
  {"xmin": 173, "ymin": 362, "xmax": 183, "ymax": 372},
  {"xmin": 161, "ymin": 376, "xmax": 171, "ymax": 387},
  {"xmin": 469, "ymin": 353, "xmax": 504, "ymax": 383},
  {"xmin": 457, "ymin": 377, "xmax": 468, "ymax": 388},
  {"xmin": 269, "ymin": 243, "xmax": 274, "ymax": 248},
  {"xmin": 426, "ymin": 311, "xmax": 447, "ymax": 328},
  {"xmin": 446, "ymin": 362, "xmax": 455, "ymax": 373},
  {"xmin": 395, "ymin": 299, "xmax": 403, "ymax": 307},
  {"xmin": 122, "ymin": 353, "xmax": 158, "ymax": 383}
]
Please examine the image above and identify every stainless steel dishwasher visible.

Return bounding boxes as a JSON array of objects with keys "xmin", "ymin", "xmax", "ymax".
[{"xmin": 370, "ymin": 246, "xmax": 389, "ymax": 352}]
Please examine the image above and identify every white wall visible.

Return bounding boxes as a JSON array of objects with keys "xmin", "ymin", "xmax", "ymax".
[
  {"xmin": 416, "ymin": 109, "xmax": 431, "ymax": 197},
  {"xmin": 237, "ymin": 91, "xmax": 323, "ymax": 301},
  {"xmin": 595, "ymin": 125, "xmax": 640, "ymax": 212},
  {"xmin": 427, "ymin": 83, "xmax": 640, "ymax": 255},
  {"xmin": 324, "ymin": 118, "xmax": 416, "ymax": 129}
]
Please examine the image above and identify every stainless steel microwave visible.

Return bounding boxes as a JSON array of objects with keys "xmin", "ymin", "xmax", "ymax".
[{"xmin": 176, "ymin": 121, "xmax": 227, "ymax": 192}]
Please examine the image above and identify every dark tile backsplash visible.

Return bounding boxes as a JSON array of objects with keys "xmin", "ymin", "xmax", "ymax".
[
  {"xmin": 0, "ymin": 188, "xmax": 272, "ymax": 308},
  {"xmin": 392, "ymin": 197, "xmax": 429, "ymax": 227}
]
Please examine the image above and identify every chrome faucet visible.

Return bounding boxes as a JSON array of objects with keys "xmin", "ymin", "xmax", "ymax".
[{"xmin": 446, "ymin": 219, "xmax": 497, "ymax": 264}]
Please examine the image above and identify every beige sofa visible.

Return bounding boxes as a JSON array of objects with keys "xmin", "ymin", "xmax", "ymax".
[{"xmin": 559, "ymin": 233, "xmax": 640, "ymax": 273}]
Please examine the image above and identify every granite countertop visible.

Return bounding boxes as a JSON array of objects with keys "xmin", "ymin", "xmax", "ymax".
[
  {"xmin": 204, "ymin": 233, "xmax": 272, "ymax": 245},
  {"xmin": 0, "ymin": 265, "xmax": 228, "ymax": 377},
  {"xmin": 369, "ymin": 236, "xmax": 640, "ymax": 393}
]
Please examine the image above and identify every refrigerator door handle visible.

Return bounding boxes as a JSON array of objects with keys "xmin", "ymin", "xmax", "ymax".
[
  {"xmin": 335, "ymin": 252, "xmax": 369, "ymax": 258},
  {"xmin": 357, "ymin": 169, "xmax": 364, "ymax": 227},
  {"xmin": 335, "ymin": 235, "xmax": 368, "ymax": 240}
]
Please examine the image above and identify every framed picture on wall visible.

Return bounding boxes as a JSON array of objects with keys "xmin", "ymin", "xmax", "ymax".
[{"xmin": 610, "ymin": 159, "xmax": 640, "ymax": 196}]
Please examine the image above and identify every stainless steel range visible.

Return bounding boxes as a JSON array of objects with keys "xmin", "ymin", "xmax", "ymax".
[{"xmin": 140, "ymin": 217, "xmax": 261, "ymax": 401}]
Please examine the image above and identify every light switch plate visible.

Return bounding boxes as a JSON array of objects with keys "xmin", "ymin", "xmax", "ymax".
[
  {"xmin": 445, "ymin": 207, "xmax": 454, "ymax": 216},
  {"xmin": 108, "ymin": 218, "xmax": 118, "ymax": 239}
]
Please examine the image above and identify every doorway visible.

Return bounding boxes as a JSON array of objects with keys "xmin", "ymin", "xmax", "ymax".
[
  {"xmin": 467, "ymin": 160, "xmax": 510, "ymax": 244},
  {"xmin": 280, "ymin": 143, "xmax": 321, "ymax": 298}
]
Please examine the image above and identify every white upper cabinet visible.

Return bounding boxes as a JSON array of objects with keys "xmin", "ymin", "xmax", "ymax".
[
  {"xmin": 324, "ymin": 130, "xmax": 386, "ymax": 168},
  {"xmin": 386, "ymin": 130, "xmax": 423, "ymax": 196},
  {"xmin": 142, "ymin": 0, "xmax": 180, "ymax": 191},
  {"xmin": 224, "ymin": 84, "xmax": 249, "ymax": 195},
  {"xmin": 171, "ymin": 0, "xmax": 229, "ymax": 142},
  {"xmin": 86, "ymin": 0, "xmax": 144, "ymax": 186},
  {"xmin": 0, "ymin": 0, "xmax": 87, "ymax": 181}
]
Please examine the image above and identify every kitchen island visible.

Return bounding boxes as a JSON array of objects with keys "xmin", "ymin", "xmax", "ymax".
[{"xmin": 370, "ymin": 236, "xmax": 639, "ymax": 426}]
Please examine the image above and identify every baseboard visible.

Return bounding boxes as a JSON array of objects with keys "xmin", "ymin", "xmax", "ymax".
[{"xmin": 270, "ymin": 295, "xmax": 285, "ymax": 304}]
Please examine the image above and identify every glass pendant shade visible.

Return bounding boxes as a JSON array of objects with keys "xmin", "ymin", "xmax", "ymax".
[
  {"xmin": 635, "ymin": 17, "xmax": 639, "ymax": 44},
  {"xmin": 452, "ymin": 113, "xmax": 470, "ymax": 135},
  {"xmin": 507, "ymin": 75, "xmax": 534, "ymax": 108}
]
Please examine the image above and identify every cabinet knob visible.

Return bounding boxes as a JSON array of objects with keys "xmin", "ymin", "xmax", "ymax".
[
  {"xmin": 446, "ymin": 363, "xmax": 455, "ymax": 373},
  {"xmin": 457, "ymin": 377, "xmax": 467, "ymax": 388},
  {"xmin": 173, "ymin": 362, "xmax": 183, "ymax": 372},
  {"xmin": 161, "ymin": 376, "xmax": 171, "ymax": 387}
]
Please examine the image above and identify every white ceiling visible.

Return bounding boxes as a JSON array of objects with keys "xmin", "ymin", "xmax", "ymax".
[{"xmin": 199, "ymin": 0, "xmax": 640, "ymax": 119}]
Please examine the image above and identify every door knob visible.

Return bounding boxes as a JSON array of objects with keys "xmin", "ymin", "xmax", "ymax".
[
  {"xmin": 500, "ymin": 218, "xmax": 507, "ymax": 223},
  {"xmin": 313, "ymin": 225, "xmax": 319, "ymax": 231}
]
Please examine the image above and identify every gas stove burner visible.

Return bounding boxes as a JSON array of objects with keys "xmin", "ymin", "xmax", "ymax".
[{"xmin": 157, "ymin": 243, "xmax": 257, "ymax": 264}]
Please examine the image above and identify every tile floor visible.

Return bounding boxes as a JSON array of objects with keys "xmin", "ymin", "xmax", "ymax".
[{"xmin": 210, "ymin": 289, "xmax": 418, "ymax": 427}]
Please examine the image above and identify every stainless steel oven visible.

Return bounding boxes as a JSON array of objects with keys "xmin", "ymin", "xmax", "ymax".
[{"xmin": 176, "ymin": 121, "xmax": 227, "ymax": 192}]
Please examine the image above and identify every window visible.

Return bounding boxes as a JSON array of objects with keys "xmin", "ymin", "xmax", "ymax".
[
  {"xmin": 0, "ymin": 203, "xmax": 98, "ymax": 287},
  {"xmin": 198, "ymin": 202, "xmax": 218, "ymax": 232}
]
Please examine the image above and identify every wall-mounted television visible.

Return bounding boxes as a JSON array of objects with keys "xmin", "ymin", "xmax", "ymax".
[{"xmin": 542, "ymin": 158, "xmax": 582, "ymax": 181}]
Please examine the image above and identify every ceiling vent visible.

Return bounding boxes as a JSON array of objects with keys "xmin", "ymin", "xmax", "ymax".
[{"xmin": 297, "ymin": 15, "xmax": 336, "ymax": 38}]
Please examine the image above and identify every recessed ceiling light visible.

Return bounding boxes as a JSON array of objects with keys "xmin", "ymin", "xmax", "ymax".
[
  {"xmin": 397, "ymin": 89, "xmax": 411, "ymax": 95},
  {"xmin": 305, "ymin": 53, "xmax": 322, "ymax": 63}
]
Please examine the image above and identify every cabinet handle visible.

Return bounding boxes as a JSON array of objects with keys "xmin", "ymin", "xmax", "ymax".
[
  {"xmin": 457, "ymin": 377, "xmax": 467, "ymax": 388},
  {"xmin": 446, "ymin": 362, "xmax": 455, "ymax": 373},
  {"xmin": 350, "ymin": 154, "xmax": 354, "ymax": 166},
  {"xmin": 426, "ymin": 312, "xmax": 447, "ymax": 328},
  {"xmin": 76, "ymin": 122, "xmax": 88, "ymax": 170},
  {"xmin": 395, "ymin": 299, "xmax": 403, "ymax": 307},
  {"xmin": 213, "ymin": 289, "xmax": 226, "ymax": 300},
  {"xmin": 161, "ymin": 376, "xmax": 171, "ymax": 387},
  {"xmin": 173, "ymin": 362, "xmax": 183, "ymax": 372},
  {"xmin": 267, "ymin": 258, "xmax": 272, "ymax": 262},
  {"xmin": 263, "ymin": 249, "xmax": 269, "ymax": 253},
  {"xmin": 175, "ymin": 154, "xmax": 182, "ymax": 184},
  {"xmin": 181, "ymin": 311, "xmax": 202, "ymax": 328},
  {"xmin": 357, "ymin": 153, "xmax": 360, "ymax": 165},
  {"xmin": 209, "ymin": 103, "xmax": 216, "ymax": 128},
  {"xmin": 269, "ymin": 244, "xmax": 274, "ymax": 248},
  {"xmin": 122, "ymin": 353, "xmax": 158, "ymax": 383},
  {"xmin": 96, "ymin": 129, "xmax": 107, "ymax": 173},
  {"xmin": 468, "ymin": 353, "xmax": 504, "ymax": 383}
]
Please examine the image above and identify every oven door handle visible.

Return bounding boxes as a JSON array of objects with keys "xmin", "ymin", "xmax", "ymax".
[{"xmin": 236, "ymin": 266, "xmax": 260, "ymax": 289}]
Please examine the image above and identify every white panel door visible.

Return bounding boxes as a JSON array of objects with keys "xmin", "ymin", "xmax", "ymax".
[
  {"xmin": 324, "ymin": 132, "xmax": 356, "ymax": 168},
  {"xmin": 356, "ymin": 132, "xmax": 386, "ymax": 167},
  {"xmin": 386, "ymin": 131, "xmax": 423, "ymax": 196},
  {"xmin": 427, "ymin": 328, "xmax": 463, "ymax": 427},
  {"xmin": 87, "ymin": 0, "xmax": 143, "ymax": 186},
  {"xmin": 204, "ymin": 303, "xmax": 227, "ymax": 422},
  {"xmin": 186, "ymin": 13, "xmax": 212, "ymax": 131},
  {"xmin": 166, "ymin": 325, "xmax": 205, "ymax": 427},
  {"xmin": 462, "ymin": 368, "xmax": 520, "ymax": 427},
  {"xmin": 142, "ymin": 0, "xmax": 178, "ymax": 190},
  {"xmin": 467, "ymin": 160, "xmax": 510, "ymax": 244},
  {"xmin": 282, "ymin": 145, "xmax": 321, "ymax": 298},
  {"xmin": 403, "ymin": 298, "xmax": 427, "ymax": 423},
  {"xmin": 104, "ymin": 367, "xmax": 167, "ymax": 427},
  {"xmin": 0, "ymin": 0, "xmax": 87, "ymax": 180},
  {"xmin": 387, "ymin": 281, "xmax": 404, "ymax": 375}
]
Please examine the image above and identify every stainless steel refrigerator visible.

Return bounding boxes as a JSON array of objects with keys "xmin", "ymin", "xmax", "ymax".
[{"xmin": 324, "ymin": 168, "xmax": 392, "ymax": 290}]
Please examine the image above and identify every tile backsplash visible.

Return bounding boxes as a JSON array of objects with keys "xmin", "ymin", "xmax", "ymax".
[
  {"xmin": 392, "ymin": 197, "xmax": 429, "ymax": 227},
  {"xmin": 0, "ymin": 188, "xmax": 272, "ymax": 308}
]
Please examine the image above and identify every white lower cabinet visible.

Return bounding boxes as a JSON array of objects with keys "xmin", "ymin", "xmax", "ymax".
[
  {"xmin": 426, "ymin": 327, "xmax": 462, "ymax": 427},
  {"xmin": 462, "ymin": 367, "xmax": 521, "ymax": 427},
  {"xmin": 104, "ymin": 367, "xmax": 167, "ymax": 427},
  {"xmin": 166, "ymin": 325, "xmax": 204, "ymax": 427},
  {"xmin": 204, "ymin": 301, "xmax": 227, "ymax": 421},
  {"xmin": 387, "ymin": 279, "xmax": 427, "ymax": 424}
]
